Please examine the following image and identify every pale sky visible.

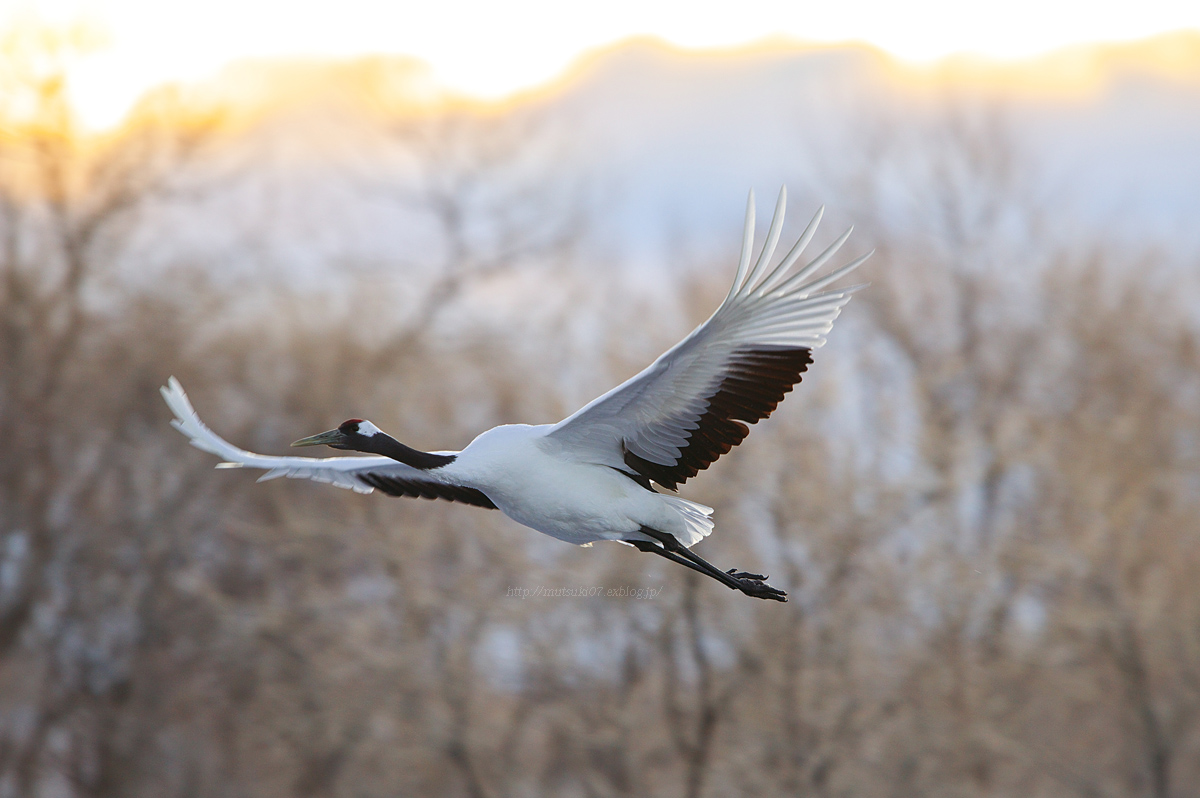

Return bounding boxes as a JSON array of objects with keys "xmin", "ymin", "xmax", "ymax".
[{"xmin": 5, "ymin": 0, "xmax": 1200, "ymax": 128}]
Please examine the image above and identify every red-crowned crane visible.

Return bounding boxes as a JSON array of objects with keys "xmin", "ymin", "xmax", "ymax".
[{"xmin": 162, "ymin": 187, "xmax": 870, "ymax": 601}]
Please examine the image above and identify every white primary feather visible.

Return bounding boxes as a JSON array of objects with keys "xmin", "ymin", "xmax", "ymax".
[{"xmin": 546, "ymin": 186, "xmax": 871, "ymax": 484}]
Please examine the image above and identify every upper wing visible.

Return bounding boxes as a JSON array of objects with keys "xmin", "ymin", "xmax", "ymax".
[
  {"xmin": 161, "ymin": 377, "xmax": 496, "ymax": 509},
  {"xmin": 545, "ymin": 187, "xmax": 870, "ymax": 490}
]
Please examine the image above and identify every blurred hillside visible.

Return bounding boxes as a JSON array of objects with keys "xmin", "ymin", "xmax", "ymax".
[
  {"xmin": 551, "ymin": 34, "xmax": 1200, "ymax": 260},
  {"xmin": 1, "ymin": 27, "xmax": 1199, "ymax": 798},
  {"xmin": 137, "ymin": 33, "xmax": 1200, "ymax": 279}
]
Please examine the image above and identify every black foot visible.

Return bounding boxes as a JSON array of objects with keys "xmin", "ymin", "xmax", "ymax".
[
  {"xmin": 731, "ymin": 573, "xmax": 788, "ymax": 602},
  {"xmin": 635, "ymin": 527, "xmax": 788, "ymax": 602}
]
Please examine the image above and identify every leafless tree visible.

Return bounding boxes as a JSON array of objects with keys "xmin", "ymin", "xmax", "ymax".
[{"xmin": 2, "ymin": 36, "xmax": 1197, "ymax": 798}]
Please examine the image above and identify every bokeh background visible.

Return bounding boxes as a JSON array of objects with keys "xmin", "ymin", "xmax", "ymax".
[{"xmin": 2, "ymin": 3, "xmax": 1200, "ymax": 796}]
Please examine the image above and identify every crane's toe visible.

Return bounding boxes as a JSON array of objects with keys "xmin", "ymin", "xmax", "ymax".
[
  {"xmin": 734, "ymin": 574, "xmax": 788, "ymax": 602},
  {"xmin": 727, "ymin": 568, "xmax": 767, "ymax": 581}
]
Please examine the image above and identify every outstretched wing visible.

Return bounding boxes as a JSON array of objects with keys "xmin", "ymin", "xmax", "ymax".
[
  {"xmin": 546, "ymin": 187, "xmax": 870, "ymax": 490},
  {"xmin": 161, "ymin": 377, "xmax": 496, "ymax": 509}
]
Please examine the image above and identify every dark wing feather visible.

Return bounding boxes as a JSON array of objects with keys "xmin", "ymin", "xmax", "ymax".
[
  {"xmin": 622, "ymin": 346, "xmax": 811, "ymax": 489},
  {"xmin": 357, "ymin": 473, "xmax": 497, "ymax": 509}
]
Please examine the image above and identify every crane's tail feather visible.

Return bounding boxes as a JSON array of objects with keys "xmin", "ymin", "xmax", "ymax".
[{"xmin": 660, "ymin": 495, "xmax": 715, "ymax": 549}]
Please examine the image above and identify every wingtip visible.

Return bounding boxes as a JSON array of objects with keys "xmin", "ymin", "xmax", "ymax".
[
  {"xmin": 161, "ymin": 377, "xmax": 184, "ymax": 410},
  {"xmin": 162, "ymin": 377, "xmax": 197, "ymax": 417}
]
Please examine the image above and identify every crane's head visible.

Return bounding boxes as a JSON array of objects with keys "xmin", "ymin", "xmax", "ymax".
[
  {"xmin": 291, "ymin": 419, "xmax": 384, "ymax": 451},
  {"xmin": 291, "ymin": 418, "xmax": 456, "ymax": 469}
]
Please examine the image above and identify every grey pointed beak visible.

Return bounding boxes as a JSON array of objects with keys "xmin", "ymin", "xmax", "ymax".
[{"xmin": 291, "ymin": 429, "xmax": 346, "ymax": 448}]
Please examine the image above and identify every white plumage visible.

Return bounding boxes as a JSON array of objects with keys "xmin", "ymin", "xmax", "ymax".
[{"xmin": 163, "ymin": 187, "xmax": 870, "ymax": 601}]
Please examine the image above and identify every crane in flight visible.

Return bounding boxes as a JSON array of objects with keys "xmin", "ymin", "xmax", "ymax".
[{"xmin": 162, "ymin": 187, "xmax": 870, "ymax": 601}]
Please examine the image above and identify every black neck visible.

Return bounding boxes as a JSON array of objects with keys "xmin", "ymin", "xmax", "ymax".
[{"xmin": 361, "ymin": 434, "xmax": 456, "ymax": 470}]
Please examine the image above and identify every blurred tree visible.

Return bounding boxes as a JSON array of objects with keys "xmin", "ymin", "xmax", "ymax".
[
  {"xmin": 0, "ymin": 37, "xmax": 1196, "ymax": 798},
  {"xmin": 0, "ymin": 20, "xmax": 222, "ymax": 796}
]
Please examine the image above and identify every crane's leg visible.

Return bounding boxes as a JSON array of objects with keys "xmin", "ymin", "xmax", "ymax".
[
  {"xmin": 634, "ymin": 528, "xmax": 787, "ymax": 602},
  {"xmin": 629, "ymin": 540, "xmax": 718, "ymax": 579}
]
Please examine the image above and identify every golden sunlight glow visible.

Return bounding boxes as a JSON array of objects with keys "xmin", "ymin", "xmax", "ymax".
[{"xmin": 5, "ymin": 0, "xmax": 1200, "ymax": 129}]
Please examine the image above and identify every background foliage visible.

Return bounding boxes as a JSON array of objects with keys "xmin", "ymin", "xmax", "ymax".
[{"xmin": 2, "ymin": 26, "xmax": 1198, "ymax": 798}]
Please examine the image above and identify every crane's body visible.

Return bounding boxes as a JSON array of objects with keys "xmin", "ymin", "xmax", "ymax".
[
  {"xmin": 163, "ymin": 187, "xmax": 871, "ymax": 601},
  {"xmin": 442, "ymin": 424, "xmax": 710, "ymax": 548}
]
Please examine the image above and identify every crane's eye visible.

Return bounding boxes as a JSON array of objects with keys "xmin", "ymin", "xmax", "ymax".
[{"xmin": 338, "ymin": 419, "xmax": 364, "ymax": 434}]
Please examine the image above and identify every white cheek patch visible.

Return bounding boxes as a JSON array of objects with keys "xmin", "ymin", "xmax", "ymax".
[{"xmin": 357, "ymin": 420, "xmax": 383, "ymax": 437}]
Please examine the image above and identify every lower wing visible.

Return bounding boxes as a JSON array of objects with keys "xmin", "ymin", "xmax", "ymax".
[{"xmin": 160, "ymin": 377, "xmax": 496, "ymax": 509}]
